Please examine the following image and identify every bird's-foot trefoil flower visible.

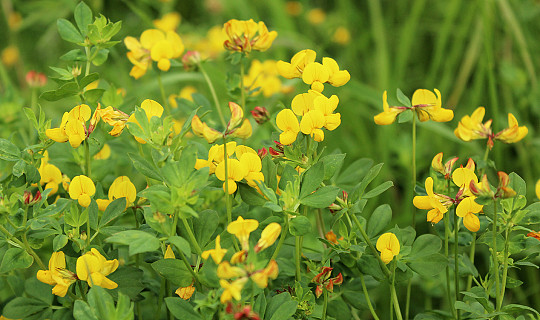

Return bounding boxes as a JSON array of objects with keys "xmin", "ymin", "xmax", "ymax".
[
  {"xmin": 202, "ymin": 235, "xmax": 228, "ymax": 264},
  {"xmin": 76, "ymin": 248, "xmax": 119, "ymax": 289},
  {"xmin": 227, "ymin": 216, "xmax": 259, "ymax": 250},
  {"xmin": 37, "ymin": 251, "xmax": 77, "ymax": 297},
  {"xmin": 376, "ymin": 233, "xmax": 400, "ymax": 264},
  {"xmin": 69, "ymin": 175, "xmax": 96, "ymax": 207}
]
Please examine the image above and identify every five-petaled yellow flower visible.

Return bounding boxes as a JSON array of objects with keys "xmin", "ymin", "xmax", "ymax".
[{"xmin": 376, "ymin": 232, "xmax": 400, "ymax": 264}]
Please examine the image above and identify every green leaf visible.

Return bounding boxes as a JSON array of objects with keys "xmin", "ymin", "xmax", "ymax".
[
  {"xmin": 0, "ymin": 138, "xmax": 21, "ymax": 161},
  {"xmin": 165, "ymin": 297, "xmax": 203, "ymax": 320},
  {"xmin": 49, "ymin": 66, "xmax": 74, "ymax": 80},
  {"xmin": 60, "ymin": 49, "xmax": 86, "ymax": 61},
  {"xmin": 79, "ymin": 73, "xmax": 100, "ymax": 89},
  {"xmin": 352, "ymin": 163, "xmax": 384, "ymax": 199},
  {"xmin": 128, "ymin": 153, "xmax": 163, "ymax": 181},
  {"xmin": 84, "ymin": 88, "xmax": 105, "ymax": 103},
  {"xmin": 99, "ymin": 198, "xmax": 127, "ymax": 228},
  {"xmin": 289, "ymin": 215, "xmax": 311, "ymax": 236},
  {"xmin": 398, "ymin": 109, "xmax": 413, "ymax": 123},
  {"xmin": 238, "ymin": 183, "xmax": 267, "ymax": 206},
  {"xmin": 106, "ymin": 230, "xmax": 160, "ymax": 255},
  {"xmin": 41, "ymin": 82, "xmax": 79, "ymax": 101},
  {"xmin": 300, "ymin": 185, "xmax": 340, "ymax": 208},
  {"xmin": 168, "ymin": 235, "xmax": 191, "ymax": 257},
  {"xmin": 300, "ymin": 162, "xmax": 324, "ymax": 199},
  {"xmin": 2, "ymin": 297, "xmax": 49, "ymax": 319},
  {"xmin": 396, "ymin": 88, "xmax": 412, "ymax": 107},
  {"xmin": 321, "ymin": 153, "xmax": 346, "ymax": 180},
  {"xmin": 12, "ymin": 159, "xmax": 25, "ymax": 177},
  {"xmin": 408, "ymin": 253, "xmax": 447, "ymax": 277},
  {"xmin": 192, "ymin": 210, "xmax": 219, "ymax": 247},
  {"xmin": 92, "ymin": 49, "xmax": 109, "ymax": 66},
  {"xmin": 502, "ymin": 304, "xmax": 540, "ymax": 316},
  {"xmin": 74, "ymin": 1, "xmax": 93, "ymax": 35},
  {"xmin": 73, "ymin": 300, "xmax": 99, "ymax": 320},
  {"xmin": 24, "ymin": 108, "xmax": 39, "ymax": 130},
  {"xmin": 367, "ymin": 204, "xmax": 392, "ymax": 238},
  {"xmin": 57, "ymin": 18, "xmax": 84, "ymax": 43},
  {"xmin": 107, "ymin": 267, "xmax": 145, "ymax": 301},
  {"xmin": 53, "ymin": 234, "xmax": 69, "ymax": 251},
  {"xmin": 409, "ymin": 234, "xmax": 442, "ymax": 258},
  {"xmin": 0, "ymin": 248, "xmax": 34, "ymax": 272},
  {"xmin": 336, "ymin": 158, "xmax": 373, "ymax": 187},
  {"xmin": 152, "ymin": 259, "xmax": 193, "ymax": 287},
  {"xmin": 265, "ymin": 292, "xmax": 298, "ymax": 320},
  {"xmin": 508, "ymin": 172, "xmax": 526, "ymax": 196}
]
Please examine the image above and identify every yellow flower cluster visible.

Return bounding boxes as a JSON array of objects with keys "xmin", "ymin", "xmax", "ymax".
[
  {"xmin": 223, "ymin": 19, "xmax": 277, "ymax": 53},
  {"xmin": 195, "ymin": 142, "xmax": 264, "ymax": 194},
  {"xmin": 374, "ymin": 89, "xmax": 454, "ymax": 125},
  {"xmin": 454, "ymin": 107, "xmax": 528, "ymax": 149},
  {"xmin": 202, "ymin": 217, "xmax": 281, "ymax": 304},
  {"xmin": 37, "ymin": 249, "xmax": 119, "ymax": 297},
  {"xmin": 124, "ymin": 29, "xmax": 184, "ymax": 79},
  {"xmin": 96, "ymin": 176, "xmax": 137, "ymax": 211},
  {"xmin": 243, "ymin": 60, "xmax": 282, "ymax": 97}
]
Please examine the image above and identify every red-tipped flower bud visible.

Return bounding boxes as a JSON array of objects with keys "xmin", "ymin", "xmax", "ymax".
[{"xmin": 251, "ymin": 106, "xmax": 270, "ymax": 125}]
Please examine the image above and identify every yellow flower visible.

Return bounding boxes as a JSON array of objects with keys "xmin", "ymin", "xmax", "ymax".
[
  {"xmin": 250, "ymin": 260, "xmax": 279, "ymax": 288},
  {"xmin": 46, "ymin": 104, "xmax": 92, "ymax": 148},
  {"xmin": 226, "ymin": 102, "xmax": 244, "ymax": 132},
  {"xmin": 374, "ymin": 91, "xmax": 404, "ymax": 125},
  {"xmin": 76, "ymin": 248, "xmax": 119, "ymax": 289},
  {"xmin": 229, "ymin": 119, "xmax": 252, "ymax": 139},
  {"xmin": 302, "ymin": 62, "xmax": 329, "ymax": 92},
  {"xmin": 239, "ymin": 153, "xmax": 264, "ymax": 188},
  {"xmin": 454, "ymin": 107, "xmax": 492, "ymax": 142},
  {"xmin": 313, "ymin": 94, "xmax": 341, "ymax": 130},
  {"xmin": 235, "ymin": 145, "xmax": 257, "ymax": 159},
  {"xmin": 97, "ymin": 176, "xmax": 137, "ymax": 211},
  {"xmin": 452, "ymin": 167, "xmax": 478, "ymax": 197},
  {"xmin": 291, "ymin": 90, "xmax": 324, "ymax": 116},
  {"xmin": 153, "ymin": 12, "xmax": 181, "ymax": 32},
  {"xmin": 456, "ymin": 197, "xmax": 483, "ymax": 232},
  {"xmin": 413, "ymin": 177, "xmax": 452, "ymax": 224},
  {"xmin": 124, "ymin": 34, "xmax": 152, "ymax": 79},
  {"xmin": 1, "ymin": 46, "xmax": 19, "ymax": 67},
  {"xmin": 227, "ymin": 216, "xmax": 259, "ymax": 249},
  {"xmin": 254, "ymin": 223, "xmax": 281, "ymax": 253},
  {"xmin": 300, "ymin": 110, "xmax": 326, "ymax": 142},
  {"xmin": 150, "ymin": 30, "xmax": 185, "ymax": 71},
  {"xmin": 494, "ymin": 113, "xmax": 528, "ymax": 144},
  {"xmin": 220, "ymin": 278, "xmax": 247, "ymax": 303},
  {"xmin": 191, "ymin": 115, "xmax": 222, "ymax": 144},
  {"xmin": 195, "ymin": 142, "xmax": 237, "ymax": 174},
  {"xmin": 536, "ymin": 180, "xmax": 540, "ymax": 200},
  {"xmin": 307, "ymin": 8, "xmax": 326, "ymax": 25},
  {"xmin": 376, "ymin": 233, "xmax": 400, "ymax": 264},
  {"xmin": 127, "ymin": 99, "xmax": 164, "ymax": 144},
  {"xmin": 223, "ymin": 19, "xmax": 277, "ymax": 53},
  {"xmin": 96, "ymin": 105, "xmax": 130, "ymax": 137},
  {"xmin": 175, "ymin": 285, "xmax": 195, "ymax": 300},
  {"xmin": 277, "ymin": 49, "xmax": 317, "ymax": 79},
  {"xmin": 276, "ymin": 109, "xmax": 300, "ymax": 145},
  {"xmin": 230, "ymin": 250, "xmax": 247, "ymax": 264},
  {"xmin": 243, "ymin": 60, "xmax": 282, "ymax": 97},
  {"xmin": 217, "ymin": 261, "xmax": 247, "ymax": 279},
  {"xmin": 69, "ymin": 175, "xmax": 95, "ymax": 207},
  {"xmin": 201, "ymin": 235, "xmax": 227, "ymax": 264},
  {"xmin": 37, "ymin": 151, "xmax": 62, "ymax": 196},
  {"xmin": 37, "ymin": 252, "xmax": 76, "ymax": 297},
  {"xmin": 431, "ymin": 152, "xmax": 458, "ymax": 179},
  {"xmin": 169, "ymin": 86, "xmax": 196, "ymax": 108},
  {"xmin": 322, "ymin": 57, "xmax": 350, "ymax": 87},
  {"xmin": 215, "ymin": 159, "xmax": 248, "ymax": 193},
  {"xmin": 332, "ymin": 27, "xmax": 351, "ymax": 45},
  {"xmin": 94, "ymin": 144, "xmax": 111, "ymax": 160},
  {"xmin": 164, "ymin": 245, "xmax": 175, "ymax": 259}
]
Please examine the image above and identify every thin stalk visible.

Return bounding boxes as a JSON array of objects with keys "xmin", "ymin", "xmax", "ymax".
[
  {"xmin": 492, "ymin": 200, "xmax": 500, "ymax": 310},
  {"xmin": 411, "ymin": 116, "xmax": 417, "ymax": 228},
  {"xmin": 240, "ymin": 60, "xmax": 246, "ymax": 111},
  {"xmin": 454, "ymin": 213, "xmax": 461, "ymax": 320},
  {"xmin": 466, "ymin": 233, "xmax": 477, "ymax": 291},
  {"xmin": 270, "ymin": 218, "xmax": 288, "ymax": 261},
  {"xmin": 405, "ymin": 280, "xmax": 412, "ymax": 320},
  {"xmin": 390, "ymin": 260, "xmax": 403, "ymax": 320},
  {"xmin": 295, "ymin": 235, "xmax": 302, "ymax": 282},
  {"xmin": 84, "ymin": 140, "xmax": 91, "ymax": 178},
  {"xmin": 157, "ymin": 73, "xmax": 171, "ymax": 116},
  {"xmin": 322, "ymin": 289, "xmax": 329, "ymax": 320},
  {"xmin": 78, "ymin": 281, "xmax": 87, "ymax": 300},
  {"xmin": 176, "ymin": 247, "xmax": 200, "ymax": 286},
  {"xmin": 498, "ymin": 220, "xmax": 511, "ymax": 311},
  {"xmin": 359, "ymin": 273, "xmax": 380, "ymax": 320},
  {"xmin": 0, "ymin": 225, "xmax": 46, "ymax": 269},
  {"xmin": 180, "ymin": 218, "xmax": 202, "ymax": 255},
  {"xmin": 166, "ymin": 280, "xmax": 173, "ymax": 320},
  {"xmin": 84, "ymin": 46, "xmax": 91, "ymax": 77},
  {"xmin": 444, "ymin": 212, "xmax": 457, "ymax": 318},
  {"xmin": 198, "ymin": 62, "xmax": 226, "ymax": 127},
  {"xmin": 316, "ymin": 209, "xmax": 326, "ymax": 239},
  {"xmin": 86, "ymin": 212, "xmax": 91, "ymax": 248},
  {"xmin": 171, "ymin": 209, "xmax": 179, "ymax": 236}
]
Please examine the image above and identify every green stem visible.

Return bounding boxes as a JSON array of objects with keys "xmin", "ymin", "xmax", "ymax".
[
  {"xmin": 478, "ymin": 143, "xmax": 491, "ymax": 178},
  {"xmin": 198, "ymin": 62, "xmax": 226, "ymax": 127},
  {"xmin": 359, "ymin": 273, "xmax": 380, "ymax": 320},
  {"xmin": 0, "ymin": 225, "xmax": 46, "ymax": 269},
  {"xmin": 84, "ymin": 140, "xmax": 91, "ymax": 178},
  {"xmin": 411, "ymin": 115, "xmax": 417, "ymax": 228},
  {"xmin": 454, "ymin": 213, "xmax": 461, "ymax": 320},
  {"xmin": 78, "ymin": 281, "xmax": 87, "ymax": 301},
  {"xmin": 444, "ymin": 212, "xmax": 457, "ymax": 318},
  {"xmin": 176, "ymin": 247, "xmax": 200, "ymax": 285},
  {"xmin": 240, "ymin": 60, "xmax": 246, "ymax": 111},
  {"xmin": 295, "ymin": 235, "xmax": 302, "ymax": 282},
  {"xmin": 157, "ymin": 73, "xmax": 171, "ymax": 116},
  {"xmin": 84, "ymin": 46, "xmax": 91, "ymax": 77},
  {"xmin": 180, "ymin": 218, "xmax": 202, "ymax": 255},
  {"xmin": 171, "ymin": 210, "xmax": 179, "ymax": 236},
  {"xmin": 390, "ymin": 259, "xmax": 403, "ymax": 320},
  {"xmin": 466, "ymin": 233, "xmax": 477, "ymax": 291},
  {"xmin": 405, "ymin": 279, "xmax": 412, "ymax": 320},
  {"xmin": 322, "ymin": 289, "xmax": 329, "ymax": 320},
  {"xmin": 498, "ymin": 219, "xmax": 511, "ymax": 311},
  {"xmin": 492, "ymin": 200, "xmax": 500, "ymax": 310},
  {"xmin": 222, "ymin": 140, "xmax": 240, "ymax": 252},
  {"xmin": 270, "ymin": 218, "xmax": 288, "ymax": 261}
]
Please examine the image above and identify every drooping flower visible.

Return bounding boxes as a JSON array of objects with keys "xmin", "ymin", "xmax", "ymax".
[
  {"xmin": 201, "ymin": 235, "xmax": 228, "ymax": 264},
  {"xmin": 227, "ymin": 216, "xmax": 259, "ymax": 250},
  {"xmin": 95, "ymin": 105, "xmax": 130, "ymax": 137},
  {"xmin": 413, "ymin": 177, "xmax": 453, "ymax": 224},
  {"xmin": 76, "ymin": 248, "xmax": 119, "ymax": 289},
  {"xmin": 322, "ymin": 57, "xmax": 350, "ymax": 87},
  {"xmin": 37, "ymin": 251, "xmax": 77, "ymax": 297},
  {"xmin": 254, "ymin": 223, "xmax": 281, "ymax": 253},
  {"xmin": 494, "ymin": 113, "xmax": 528, "ymax": 144},
  {"xmin": 228, "ymin": 119, "xmax": 252, "ymax": 139},
  {"xmin": 69, "ymin": 175, "xmax": 96, "ymax": 207},
  {"xmin": 455, "ymin": 197, "xmax": 483, "ymax": 232},
  {"xmin": 250, "ymin": 260, "xmax": 279, "ymax": 288},
  {"xmin": 223, "ymin": 19, "xmax": 277, "ymax": 53},
  {"xmin": 276, "ymin": 109, "xmax": 299, "ymax": 145},
  {"xmin": 376, "ymin": 233, "xmax": 400, "ymax": 264},
  {"xmin": 191, "ymin": 115, "xmax": 222, "ymax": 143}
]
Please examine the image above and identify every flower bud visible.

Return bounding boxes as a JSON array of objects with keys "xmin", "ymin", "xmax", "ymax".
[
  {"xmin": 257, "ymin": 148, "xmax": 268, "ymax": 159},
  {"xmin": 469, "ymin": 174, "xmax": 494, "ymax": 198},
  {"xmin": 25, "ymin": 71, "xmax": 47, "ymax": 88},
  {"xmin": 24, "ymin": 190, "xmax": 41, "ymax": 205},
  {"xmin": 227, "ymin": 102, "xmax": 244, "ymax": 132},
  {"xmin": 251, "ymin": 106, "xmax": 270, "ymax": 124},
  {"xmin": 496, "ymin": 171, "xmax": 516, "ymax": 199},
  {"xmin": 182, "ymin": 51, "xmax": 201, "ymax": 71},
  {"xmin": 254, "ymin": 223, "xmax": 281, "ymax": 253}
]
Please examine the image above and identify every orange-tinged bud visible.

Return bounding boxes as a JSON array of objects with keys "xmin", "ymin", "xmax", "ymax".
[
  {"xmin": 26, "ymin": 70, "xmax": 47, "ymax": 87},
  {"xmin": 227, "ymin": 102, "xmax": 244, "ymax": 132},
  {"xmin": 496, "ymin": 171, "xmax": 516, "ymax": 199},
  {"xmin": 251, "ymin": 106, "xmax": 270, "ymax": 124}
]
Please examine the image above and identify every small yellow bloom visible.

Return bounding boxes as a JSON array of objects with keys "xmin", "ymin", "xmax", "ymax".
[
  {"xmin": 175, "ymin": 285, "xmax": 195, "ymax": 300},
  {"xmin": 127, "ymin": 99, "xmax": 164, "ymax": 144},
  {"xmin": 227, "ymin": 216, "xmax": 259, "ymax": 249},
  {"xmin": 413, "ymin": 177, "xmax": 452, "ymax": 224},
  {"xmin": 276, "ymin": 109, "xmax": 300, "ymax": 145},
  {"xmin": 37, "ymin": 251, "xmax": 76, "ymax": 297},
  {"xmin": 454, "ymin": 107, "xmax": 492, "ymax": 142},
  {"xmin": 227, "ymin": 102, "xmax": 244, "ymax": 132},
  {"xmin": 300, "ymin": 110, "xmax": 326, "ymax": 142},
  {"xmin": 277, "ymin": 49, "xmax": 316, "ymax": 79},
  {"xmin": 302, "ymin": 62, "xmax": 329, "ymax": 92},
  {"xmin": 431, "ymin": 152, "xmax": 458, "ymax": 179},
  {"xmin": 494, "ymin": 113, "xmax": 528, "ymax": 144},
  {"xmin": 291, "ymin": 90, "xmax": 324, "ymax": 116},
  {"xmin": 285, "ymin": 1, "xmax": 303, "ymax": 16},
  {"xmin": 37, "ymin": 151, "xmax": 62, "ymax": 196},
  {"xmin": 217, "ymin": 261, "xmax": 247, "ymax": 279},
  {"xmin": 254, "ymin": 223, "xmax": 281, "ymax": 253},
  {"xmin": 46, "ymin": 104, "xmax": 92, "ymax": 148},
  {"xmin": 96, "ymin": 105, "xmax": 130, "ymax": 137},
  {"xmin": 456, "ymin": 197, "xmax": 483, "ymax": 232},
  {"xmin": 76, "ymin": 248, "xmax": 119, "ymax": 289},
  {"xmin": 201, "ymin": 235, "xmax": 228, "ymax": 264},
  {"xmin": 313, "ymin": 94, "xmax": 341, "ymax": 130},
  {"xmin": 307, "ymin": 8, "xmax": 326, "ymax": 25},
  {"xmin": 322, "ymin": 57, "xmax": 350, "ymax": 87},
  {"xmin": 164, "ymin": 245, "xmax": 176, "ymax": 259},
  {"xmin": 239, "ymin": 153, "xmax": 264, "ymax": 188},
  {"xmin": 94, "ymin": 144, "xmax": 111, "ymax": 160},
  {"xmin": 191, "ymin": 115, "xmax": 222, "ymax": 144},
  {"xmin": 452, "ymin": 167, "xmax": 478, "ymax": 197},
  {"xmin": 1, "ymin": 46, "xmax": 19, "ymax": 67},
  {"xmin": 250, "ymin": 260, "xmax": 279, "ymax": 288},
  {"xmin": 195, "ymin": 142, "xmax": 236, "ymax": 174},
  {"xmin": 230, "ymin": 250, "xmax": 247, "ymax": 264},
  {"xmin": 223, "ymin": 19, "xmax": 277, "ymax": 53},
  {"xmin": 69, "ymin": 175, "xmax": 96, "ymax": 207},
  {"xmin": 169, "ymin": 86, "xmax": 197, "ymax": 108},
  {"xmin": 374, "ymin": 91, "xmax": 403, "ymax": 125},
  {"xmin": 235, "ymin": 145, "xmax": 257, "ymax": 159},
  {"xmin": 153, "ymin": 12, "xmax": 181, "ymax": 32},
  {"xmin": 332, "ymin": 27, "xmax": 351, "ymax": 45},
  {"xmin": 376, "ymin": 233, "xmax": 400, "ymax": 264},
  {"xmin": 97, "ymin": 176, "xmax": 136, "ymax": 211},
  {"xmin": 220, "ymin": 278, "xmax": 247, "ymax": 304},
  {"xmin": 215, "ymin": 159, "xmax": 248, "ymax": 193}
]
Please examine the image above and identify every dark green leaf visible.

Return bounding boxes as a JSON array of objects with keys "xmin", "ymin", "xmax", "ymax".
[
  {"xmin": 0, "ymin": 138, "xmax": 21, "ymax": 161},
  {"xmin": 396, "ymin": 88, "xmax": 412, "ymax": 107},
  {"xmin": 84, "ymin": 88, "xmax": 105, "ymax": 103},
  {"xmin": 165, "ymin": 297, "xmax": 202, "ymax": 320},
  {"xmin": 300, "ymin": 185, "xmax": 340, "ymax": 208},
  {"xmin": 74, "ymin": 1, "xmax": 93, "ymax": 35},
  {"xmin": 128, "ymin": 153, "xmax": 163, "ymax": 181},
  {"xmin": 2, "ymin": 297, "xmax": 49, "ymax": 319},
  {"xmin": 0, "ymin": 248, "xmax": 34, "ymax": 272},
  {"xmin": 152, "ymin": 259, "xmax": 193, "ymax": 287},
  {"xmin": 321, "ymin": 153, "xmax": 346, "ymax": 180},
  {"xmin": 106, "ymin": 230, "xmax": 160, "ymax": 255},
  {"xmin": 289, "ymin": 215, "xmax": 311, "ymax": 236},
  {"xmin": 367, "ymin": 204, "xmax": 392, "ymax": 238},
  {"xmin": 99, "ymin": 198, "xmax": 126, "ymax": 228},
  {"xmin": 300, "ymin": 162, "xmax": 324, "ymax": 199}
]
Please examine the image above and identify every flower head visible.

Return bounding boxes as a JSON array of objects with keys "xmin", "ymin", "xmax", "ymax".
[
  {"xmin": 227, "ymin": 216, "xmax": 259, "ymax": 250},
  {"xmin": 413, "ymin": 177, "xmax": 452, "ymax": 224},
  {"xmin": 254, "ymin": 223, "xmax": 281, "ymax": 253},
  {"xmin": 376, "ymin": 233, "xmax": 400, "ymax": 264},
  {"xmin": 202, "ymin": 235, "xmax": 228, "ymax": 264},
  {"xmin": 220, "ymin": 278, "xmax": 247, "ymax": 303},
  {"xmin": 223, "ymin": 19, "xmax": 277, "ymax": 53},
  {"xmin": 69, "ymin": 175, "xmax": 96, "ymax": 207},
  {"xmin": 37, "ymin": 251, "xmax": 76, "ymax": 297},
  {"xmin": 276, "ymin": 109, "xmax": 299, "ymax": 145},
  {"xmin": 76, "ymin": 248, "xmax": 119, "ymax": 289}
]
